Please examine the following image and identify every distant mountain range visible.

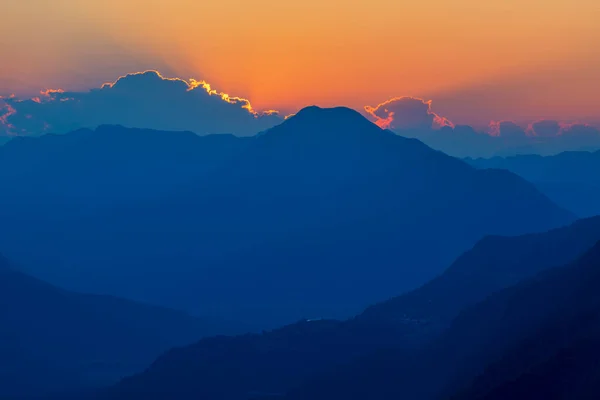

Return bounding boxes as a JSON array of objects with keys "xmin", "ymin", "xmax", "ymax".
[
  {"xmin": 97, "ymin": 216, "xmax": 600, "ymax": 400},
  {"xmin": 0, "ymin": 255, "xmax": 242, "ymax": 399},
  {"xmin": 467, "ymin": 150, "xmax": 600, "ymax": 218},
  {"xmin": 395, "ymin": 125, "xmax": 600, "ymax": 159},
  {"xmin": 0, "ymin": 106, "xmax": 574, "ymax": 327}
]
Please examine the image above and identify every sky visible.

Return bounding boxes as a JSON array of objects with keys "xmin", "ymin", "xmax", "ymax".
[{"xmin": 1, "ymin": 0, "xmax": 600, "ymax": 128}]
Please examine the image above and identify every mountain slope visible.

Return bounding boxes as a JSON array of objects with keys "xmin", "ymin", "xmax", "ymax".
[
  {"xmin": 358, "ymin": 215, "xmax": 600, "ymax": 327},
  {"xmin": 0, "ymin": 125, "xmax": 249, "ymax": 212},
  {"xmin": 430, "ymin": 240, "xmax": 600, "ymax": 399},
  {"xmin": 460, "ymin": 333, "xmax": 600, "ymax": 400},
  {"xmin": 0, "ymin": 106, "xmax": 573, "ymax": 326},
  {"xmin": 0, "ymin": 255, "xmax": 241, "ymax": 399},
  {"xmin": 286, "ymin": 239, "xmax": 600, "ymax": 400},
  {"xmin": 99, "ymin": 217, "xmax": 600, "ymax": 400},
  {"xmin": 452, "ymin": 244, "xmax": 600, "ymax": 400},
  {"xmin": 467, "ymin": 150, "xmax": 600, "ymax": 217}
]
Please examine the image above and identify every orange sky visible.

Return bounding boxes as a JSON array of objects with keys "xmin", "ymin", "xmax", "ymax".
[{"xmin": 1, "ymin": 0, "xmax": 599, "ymax": 125}]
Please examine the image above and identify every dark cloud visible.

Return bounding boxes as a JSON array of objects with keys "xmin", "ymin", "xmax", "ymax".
[
  {"xmin": 364, "ymin": 97, "xmax": 453, "ymax": 131},
  {"xmin": 528, "ymin": 120, "xmax": 561, "ymax": 137},
  {"xmin": 527, "ymin": 120, "xmax": 600, "ymax": 139},
  {"xmin": 0, "ymin": 71, "xmax": 282, "ymax": 137},
  {"xmin": 488, "ymin": 121, "xmax": 528, "ymax": 138},
  {"xmin": 560, "ymin": 123, "xmax": 600, "ymax": 137},
  {"xmin": 363, "ymin": 96, "xmax": 600, "ymax": 158}
]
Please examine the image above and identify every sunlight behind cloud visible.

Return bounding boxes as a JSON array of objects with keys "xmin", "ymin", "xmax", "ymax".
[{"xmin": 0, "ymin": 0, "xmax": 599, "ymax": 119}]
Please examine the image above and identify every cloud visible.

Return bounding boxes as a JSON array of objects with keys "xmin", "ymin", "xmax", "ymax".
[
  {"xmin": 0, "ymin": 71, "xmax": 282, "ymax": 137},
  {"xmin": 487, "ymin": 121, "xmax": 528, "ymax": 138},
  {"xmin": 559, "ymin": 123, "xmax": 600, "ymax": 137},
  {"xmin": 528, "ymin": 120, "xmax": 561, "ymax": 137},
  {"xmin": 525, "ymin": 119, "xmax": 600, "ymax": 138},
  {"xmin": 364, "ymin": 95, "xmax": 600, "ymax": 157},
  {"xmin": 364, "ymin": 97, "xmax": 453, "ymax": 130},
  {"xmin": 427, "ymin": 64, "xmax": 600, "ymax": 130},
  {"xmin": 0, "ymin": 98, "xmax": 17, "ymax": 135}
]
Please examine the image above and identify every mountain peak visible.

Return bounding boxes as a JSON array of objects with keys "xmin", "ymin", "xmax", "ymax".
[
  {"xmin": 294, "ymin": 105, "xmax": 364, "ymax": 118},
  {"xmin": 260, "ymin": 105, "xmax": 388, "ymax": 143},
  {"xmin": 290, "ymin": 106, "xmax": 376, "ymax": 128}
]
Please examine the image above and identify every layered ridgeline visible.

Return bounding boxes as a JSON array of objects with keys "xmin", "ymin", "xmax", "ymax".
[
  {"xmin": 452, "ymin": 242, "xmax": 600, "ymax": 400},
  {"xmin": 286, "ymin": 233, "xmax": 600, "ymax": 400},
  {"xmin": 0, "ymin": 106, "xmax": 573, "ymax": 327},
  {"xmin": 467, "ymin": 150, "xmax": 600, "ymax": 218},
  {"xmin": 99, "ymin": 216, "xmax": 600, "ymax": 400},
  {"xmin": 0, "ymin": 255, "xmax": 240, "ymax": 399}
]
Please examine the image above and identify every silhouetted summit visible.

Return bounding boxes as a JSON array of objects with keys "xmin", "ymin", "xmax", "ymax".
[
  {"xmin": 274, "ymin": 106, "xmax": 384, "ymax": 134},
  {"xmin": 260, "ymin": 106, "xmax": 426, "ymax": 151},
  {"xmin": 0, "ymin": 110, "xmax": 573, "ymax": 326}
]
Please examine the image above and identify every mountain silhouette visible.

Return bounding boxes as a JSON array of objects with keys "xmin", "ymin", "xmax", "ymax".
[
  {"xmin": 98, "ymin": 216, "xmax": 600, "ymax": 400},
  {"xmin": 358, "ymin": 215, "xmax": 600, "ymax": 327},
  {"xmin": 467, "ymin": 150, "xmax": 600, "ymax": 217},
  {"xmin": 0, "ymin": 106, "xmax": 573, "ymax": 327},
  {"xmin": 449, "ymin": 240, "xmax": 600, "ymax": 400},
  {"xmin": 458, "ymin": 329, "xmax": 600, "ymax": 400},
  {"xmin": 0, "ymin": 254, "xmax": 242, "ymax": 399},
  {"xmin": 393, "ymin": 123, "xmax": 600, "ymax": 159},
  {"xmin": 282, "ymin": 234, "xmax": 600, "ymax": 400}
]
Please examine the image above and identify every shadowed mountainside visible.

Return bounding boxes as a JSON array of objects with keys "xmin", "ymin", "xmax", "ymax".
[
  {"xmin": 467, "ymin": 150, "xmax": 600, "ymax": 217},
  {"xmin": 283, "ymin": 239, "xmax": 600, "ymax": 400},
  {"xmin": 449, "ymin": 239, "xmax": 600, "ymax": 400},
  {"xmin": 0, "ymin": 255, "xmax": 242, "ymax": 399},
  {"xmin": 0, "ymin": 106, "xmax": 574, "ymax": 327}
]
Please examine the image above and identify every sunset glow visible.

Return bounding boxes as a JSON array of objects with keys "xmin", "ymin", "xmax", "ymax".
[{"xmin": 1, "ymin": 0, "xmax": 600, "ymax": 126}]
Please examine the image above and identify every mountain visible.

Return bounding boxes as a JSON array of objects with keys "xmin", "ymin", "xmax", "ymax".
[
  {"xmin": 467, "ymin": 150, "xmax": 600, "ymax": 217},
  {"xmin": 443, "ymin": 243, "xmax": 600, "ymax": 400},
  {"xmin": 285, "ymin": 237, "xmax": 600, "ymax": 400},
  {"xmin": 0, "ymin": 255, "xmax": 241, "ymax": 399},
  {"xmin": 0, "ymin": 106, "xmax": 573, "ymax": 327},
  {"xmin": 395, "ymin": 125, "xmax": 525, "ymax": 159},
  {"xmin": 98, "ymin": 216, "xmax": 600, "ymax": 400},
  {"xmin": 451, "ymin": 243, "xmax": 600, "ymax": 400},
  {"xmin": 394, "ymin": 125, "xmax": 600, "ymax": 159},
  {"xmin": 0, "ymin": 126, "xmax": 249, "ymax": 211},
  {"xmin": 358, "ymin": 215, "xmax": 600, "ymax": 327},
  {"xmin": 458, "ymin": 333, "xmax": 600, "ymax": 400}
]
